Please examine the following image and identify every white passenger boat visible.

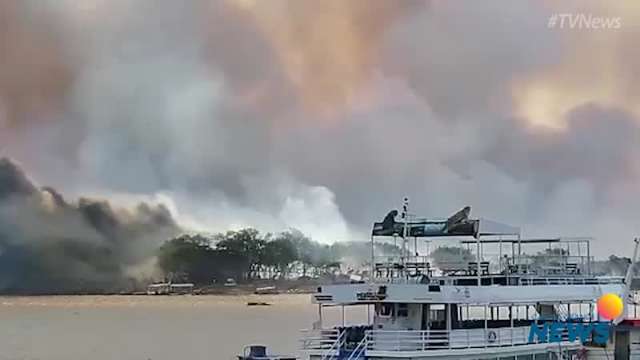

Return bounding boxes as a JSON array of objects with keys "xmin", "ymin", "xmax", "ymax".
[{"xmin": 299, "ymin": 200, "xmax": 640, "ymax": 360}]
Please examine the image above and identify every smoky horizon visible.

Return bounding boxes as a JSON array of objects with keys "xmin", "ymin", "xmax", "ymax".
[{"xmin": 1, "ymin": 1, "xmax": 639, "ymax": 293}]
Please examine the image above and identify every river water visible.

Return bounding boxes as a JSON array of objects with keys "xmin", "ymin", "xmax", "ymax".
[{"xmin": 0, "ymin": 294, "xmax": 367, "ymax": 360}]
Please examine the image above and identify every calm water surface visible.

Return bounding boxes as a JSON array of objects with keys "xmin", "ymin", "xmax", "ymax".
[{"xmin": 0, "ymin": 295, "xmax": 367, "ymax": 360}]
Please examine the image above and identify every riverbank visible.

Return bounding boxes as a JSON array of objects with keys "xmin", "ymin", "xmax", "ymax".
[{"xmin": 0, "ymin": 279, "xmax": 321, "ymax": 296}]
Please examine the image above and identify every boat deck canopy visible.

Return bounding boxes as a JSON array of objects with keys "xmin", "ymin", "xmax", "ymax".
[
  {"xmin": 460, "ymin": 238, "xmax": 591, "ymax": 244},
  {"xmin": 372, "ymin": 211, "xmax": 520, "ymax": 239}
]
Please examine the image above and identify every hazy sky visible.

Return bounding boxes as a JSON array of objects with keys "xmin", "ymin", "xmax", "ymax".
[{"xmin": 1, "ymin": 0, "xmax": 639, "ymax": 255}]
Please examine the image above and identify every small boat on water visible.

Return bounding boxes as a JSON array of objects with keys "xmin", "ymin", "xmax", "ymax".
[
  {"xmin": 255, "ymin": 286, "xmax": 279, "ymax": 295},
  {"xmin": 247, "ymin": 302, "xmax": 271, "ymax": 306},
  {"xmin": 146, "ymin": 282, "xmax": 194, "ymax": 295},
  {"xmin": 237, "ymin": 345, "xmax": 296, "ymax": 360}
]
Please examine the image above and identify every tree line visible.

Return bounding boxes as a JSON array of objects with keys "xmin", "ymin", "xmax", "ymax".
[
  {"xmin": 156, "ymin": 229, "xmax": 637, "ymax": 285},
  {"xmin": 156, "ymin": 228, "xmax": 385, "ymax": 284}
]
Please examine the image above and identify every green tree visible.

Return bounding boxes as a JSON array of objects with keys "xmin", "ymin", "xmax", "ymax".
[
  {"xmin": 214, "ymin": 228, "xmax": 266, "ymax": 280},
  {"xmin": 264, "ymin": 235, "xmax": 298, "ymax": 279},
  {"xmin": 284, "ymin": 229, "xmax": 315, "ymax": 276},
  {"xmin": 158, "ymin": 234, "xmax": 250, "ymax": 284},
  {"xmin": 157, "ymin": 234, "xmax": 215, "ymax": 283}
]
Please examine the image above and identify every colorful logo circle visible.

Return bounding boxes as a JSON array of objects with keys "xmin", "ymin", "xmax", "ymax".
[{"xmin": 597, "ymin": 293, "xmax": 623, "ymax": 320}]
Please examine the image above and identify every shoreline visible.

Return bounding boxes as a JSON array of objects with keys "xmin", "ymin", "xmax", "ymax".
[
  {"xmin": 0, "ymin": 282, "xmax": 320, "ymax": 297},
  {"xmin": 0, "ymin": 293, "xmax": 314, "ymax": 309}
]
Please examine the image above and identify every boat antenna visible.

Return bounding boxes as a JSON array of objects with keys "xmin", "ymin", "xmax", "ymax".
[{"xmin": 402, "ymin": 197, "xmax": 409, "ymax": 272}]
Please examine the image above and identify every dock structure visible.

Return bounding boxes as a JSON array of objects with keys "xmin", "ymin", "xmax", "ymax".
[{"xmin": 146, "ymin": 282, "xmax": 194, "ymax": 295}]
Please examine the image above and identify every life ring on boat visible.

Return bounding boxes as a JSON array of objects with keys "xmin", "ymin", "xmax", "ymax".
[{"xmin": 487, "ymin": 330, "xmax": 497, "ymax": 344}]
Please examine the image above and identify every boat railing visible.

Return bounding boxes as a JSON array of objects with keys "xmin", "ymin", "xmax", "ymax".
[
  {"xmin": 303, "ymin": 325, "xmax": 584, "ymax": 354},
  {"xmin": 372, "ymin": 277, "xmax": 431, "ymax": 285},
  {"xmin": 373, "ymin": 255, "xmax": 430, "ymax": 264},
  {"xmin": 319, "ymin": 331, "xmax": 345, "ymax": 360},
  {"xmin": 365, "ymin": 326, "xmax": 579, "ymax": 352},
  {"xmin": 300, "ymin": 329, "xmax": 342, "ymax": 353},
  {"xmin": 373, "ymin": 256, "xmax": 432, "ymax": 276},
  {"xmin": 345, "ymin": 336, "xmax": 367, "ymax": 360},
  {"xmin": 506, "ymin": 254, "xmax": 592, "ymax": 275},
  {"xmin": 367, "ymin": 330, "xmax": 450, "ymax": 351},
  {"xmin": 517, "ymin": 276, "xmax": 623, "ymax": 286},
  {"xmin": 371, "ymin": 252, "xmax": 612, "ymax": 284},
  {"xmin": 626, "ymin": 295, "xmax": 640, "ymax": 319},
  {"xmin": 368, "ymin": 273, "xmax": 624, "ymax": 286}
]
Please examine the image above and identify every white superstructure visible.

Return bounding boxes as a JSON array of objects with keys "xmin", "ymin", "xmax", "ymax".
[{"xmin": 299, "ymin": 202, "xmax": 640, "ymax": 360}]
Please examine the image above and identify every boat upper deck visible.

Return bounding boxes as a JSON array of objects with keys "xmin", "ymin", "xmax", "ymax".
[
  {"xmin": 368, "ymin": 203, "xmax": 602, "ymax": 287},
  {"xmin": 301, "ymin": 202, "xmax": 640, "ymax": 359}
]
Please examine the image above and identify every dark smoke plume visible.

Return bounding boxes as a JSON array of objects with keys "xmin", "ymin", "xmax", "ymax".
[
  {"xmin": 1, "ymin": 1, "xmax": 639, "ymax": 258},
  {"xmin": 0, "ymin": 158, "xmax": 180, "ymax": 294}
]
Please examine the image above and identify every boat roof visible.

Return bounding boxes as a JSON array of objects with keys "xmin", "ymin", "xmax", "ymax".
[
  {"xmin": 371, "ymin": 217, "xmax": 520, "ymax": 238},
  {"xmin": 477, "ymin": 218, "xmax": 521, "ymax": 237},
  {"xmin": 460, "ymin": 237, "xmax": 591, "ymax": 244},
  {"xmin": 371, "ymin": 206, "xmax": 522, "ymax": 238}
]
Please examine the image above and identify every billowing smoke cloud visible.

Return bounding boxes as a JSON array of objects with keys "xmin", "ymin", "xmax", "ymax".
[
  {"xmin": 0, "ymin": 158, "xmax": 180, "ymax": 293},
  {"xmin": 1, "ymin": 0, "xmax": 639, "ymax": 263}
]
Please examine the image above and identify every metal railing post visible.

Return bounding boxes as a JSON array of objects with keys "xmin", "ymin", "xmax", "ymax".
[
  {"xmin": 511, "ymin": 310, "xmax": 514, "ymax": 346},
  {"xmin": 319, "ymin": 330, "xmax": 344, "ymax": 360},
  {"xmin": 484, "ymin": 305, "xmax": 488, "ymax": 349}
]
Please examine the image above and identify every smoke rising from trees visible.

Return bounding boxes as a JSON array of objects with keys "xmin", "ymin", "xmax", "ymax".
[
  {"xmin": 1, "ymin": 1, "xmax": 639, "ymax": 260},
  {"xmin": 0, "ymin": 158, "xmax": 180, "ymax": 293}
]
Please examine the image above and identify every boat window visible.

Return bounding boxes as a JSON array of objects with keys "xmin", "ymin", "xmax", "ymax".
[
  {"xmin": 397, "ymin": 303, "xmax": 408, "ymax": 317},
  {"xmin": 512, "ymin": 305, "xmax": 535, "ymax": 327},
  {"xmin": 455, "ymin": 305, "xmax": 488, "ymax": 329},
  {"xmin": 526, "ymin": 305, "xmax": 539, "ymax": 320},
  {"xmin": 497, "ymin": 306, "xmax": 510, "ymax": 320},
  {"xmin": 513, "ymin": 305, "xmax": 532, "ymax": 320},
  {"xmin": 427, "ymin": 304, "xmax": 446, "ymax": 330},
  {"xmin": 379, "ymin": 303, "xmax": 393, "ymax": 317}
]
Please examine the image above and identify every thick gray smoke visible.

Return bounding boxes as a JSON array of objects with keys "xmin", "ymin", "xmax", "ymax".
[
  {"xmin": 1, "ymin": 0, "xmax": 639, "ymax": 261},
  {"xmin": 0, "ymin": 158, "xmax": 180, "ymax": 294}
]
